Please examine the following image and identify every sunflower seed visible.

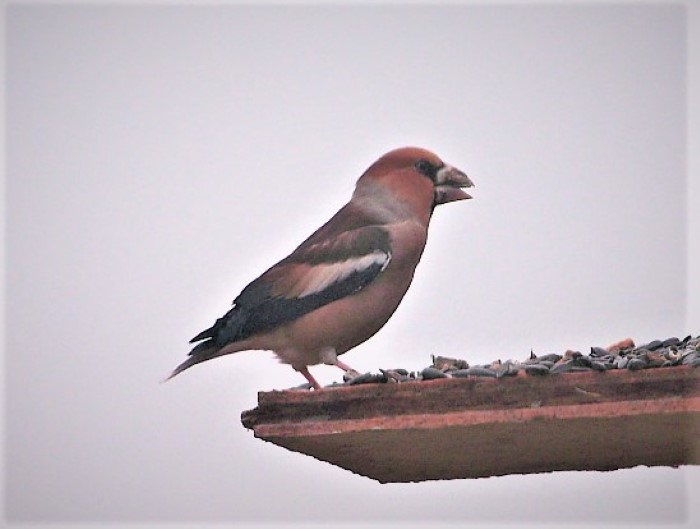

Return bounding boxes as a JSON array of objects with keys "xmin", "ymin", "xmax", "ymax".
[
  {"xmin": 591, "ymin": 361, "xmax": 607, "ymax": 372},
  {"xmin": 496, "ymin": 361, "xmax": 520, "ymax": 378},
  {"xmin": 452, "ymin": 367, "xmax": 497, "ymax": 378},
  {"xmin": 590, "ymin": 346, "xmax": 609, "ymax": 357},
  {"xmin": 616, "ymin": 356, "xmax": 629, "ymax": 369},
  {"xmin": 347, "ymin": 372, "xmax": 386, "ymax": 385},
  {"xmin": 682, "ymin": 352, "xmax": 699, "ymax": 366},
  {"xmin": 432, "ymin": 355, "xmax": 469, "ymax": 371},
  {"xmin": 551, "ymin": 361, "xmax": 574, "ymax": 374},
  {"xmin": 627, "ymin": 358, "xmax": 647, "ymax": 371},
  {"xmin": 536, "ymin": 353, "xmax": 563, "ymax": 363},
  {"xmin": 662, "ymin": 337, "xmax": 681, "ymax": 348},
  {"xmin": 421, "ymin": 367, "xmax": 449, "ymax": 380},
  {"xmin": 639, "ymin": 340, "xmax": 663, "ymax": 351},
  {"xmin": 525, "ymin": 364, "xmax": 550, "ymax": 376}
]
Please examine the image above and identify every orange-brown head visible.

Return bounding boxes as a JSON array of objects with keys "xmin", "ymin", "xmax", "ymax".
[{"xmin": 354, "ymin": 147, "xmax": 474, "ymax": 224}]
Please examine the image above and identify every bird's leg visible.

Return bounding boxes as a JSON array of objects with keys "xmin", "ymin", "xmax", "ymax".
[
  {"xmin": 320, "ymin": 348, "xmax": 360, "ymax": 377},
  {"xmin": 334, "ymin": 359, "xmax": 359, "ymax": 374},
  {"xmin": 297, "ymin": 366, "xmax": 322, "ymax": 391},
  {"xmin": 319, "ymin": 347, "xmax": 363, "ymax": 384}
]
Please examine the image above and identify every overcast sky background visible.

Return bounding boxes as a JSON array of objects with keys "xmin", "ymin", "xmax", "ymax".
[{"xmin": 4, "ymin": 2, "xmax": 700, "ymax": 527}]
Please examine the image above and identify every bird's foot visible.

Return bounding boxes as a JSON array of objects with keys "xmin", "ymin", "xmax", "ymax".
[
  {"xmin": 341, "ymin": 369, "xmax": 364, "ymax": 383},
  {"xmin": 334, "ymin": 359, "xmax": 357, "ymax": 373},
  {"xmin": 287, "ymin": 382, "xmax": 314, "ymax": 391},
  {"xmin": 296, "ymin": 366, "xmax": 322, "ymax": 390}
]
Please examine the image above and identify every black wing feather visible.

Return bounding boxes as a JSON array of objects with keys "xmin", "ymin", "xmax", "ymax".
[{"xmin": 188, "ymin": 226, "xmax": 391, "ymax": 353}]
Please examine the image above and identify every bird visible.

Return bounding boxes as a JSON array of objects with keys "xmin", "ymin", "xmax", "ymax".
[{"xmin": 167, "ymin": 146, "xmax": 474, "ymax": 389}]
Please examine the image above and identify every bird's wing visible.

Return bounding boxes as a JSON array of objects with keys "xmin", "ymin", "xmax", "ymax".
[{"xmin": 190, "ymin": 225, "xmax": 392, "ymax": 347}]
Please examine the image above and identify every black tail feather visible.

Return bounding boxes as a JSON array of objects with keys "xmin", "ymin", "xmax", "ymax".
[
  {"xmin": 164, "ymin": 340, "xmax": 219, "ymax": 382},
  {"xmin": 169, "ymin": 306, "xmax": 247, "ymax": 382},
  {"xmin": 189, "ymin": 306, "xmax": 243, "ymax": 344},
  {"xmin": 189, "ymin": 326, "xmax": 215, "ymax": 344}
]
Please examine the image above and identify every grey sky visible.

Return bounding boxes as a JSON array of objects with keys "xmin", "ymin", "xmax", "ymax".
[{"xmin": 4, "ymin": 2, "xmax": 699, "ymax": 526}]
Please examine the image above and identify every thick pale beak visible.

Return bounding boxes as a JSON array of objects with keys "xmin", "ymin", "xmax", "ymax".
[{"xmin": 434, "ymin": 164, "xmax": 475, "ymax": 205}]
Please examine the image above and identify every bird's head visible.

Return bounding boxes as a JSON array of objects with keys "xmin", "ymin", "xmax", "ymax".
[{"xmin": 354, "ymin": 147, "xmax": 474, "ymax": 222}]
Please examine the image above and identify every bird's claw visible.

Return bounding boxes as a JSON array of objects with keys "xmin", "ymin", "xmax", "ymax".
[
  {"xmin": 286, "ymin": 382, "xmax": 314, "ymax": 391},
  {"xmin": 342, "ymin": 369, "xmax": 364, "ymax": 383}
]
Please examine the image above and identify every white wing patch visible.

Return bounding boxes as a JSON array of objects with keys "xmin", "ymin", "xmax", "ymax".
[{"xmin": 296, "ymin": 250, "xmax": 391, "ymax": 298}]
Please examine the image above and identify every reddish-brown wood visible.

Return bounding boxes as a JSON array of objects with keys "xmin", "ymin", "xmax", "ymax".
[{"xmin": 241, "ymin": 367, "xmax": 700, "ymax": 483}]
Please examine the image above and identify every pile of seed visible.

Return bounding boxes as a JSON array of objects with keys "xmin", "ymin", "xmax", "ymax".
[{"xmin": 312, "ymin": 334, "xmax": 700, "ymax": 389}]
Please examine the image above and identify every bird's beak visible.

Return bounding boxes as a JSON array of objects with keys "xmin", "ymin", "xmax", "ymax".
[{"xmin": 434, "ymin": 164, "xmax": 475, "ymax": 205}]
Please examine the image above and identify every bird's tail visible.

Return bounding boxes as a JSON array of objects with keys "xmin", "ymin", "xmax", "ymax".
[
  {"xmin": 164, "ymin": 307, "xmax": 249, "ymax": 382},
  {"xmin": 163, "ymin": 340, "xmax": 221, "ymax": 382}
]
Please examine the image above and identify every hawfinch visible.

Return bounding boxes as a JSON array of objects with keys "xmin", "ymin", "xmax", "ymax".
[{"xmin": 168, "ymin": 147, "xmax": 474, "ymax": 389}]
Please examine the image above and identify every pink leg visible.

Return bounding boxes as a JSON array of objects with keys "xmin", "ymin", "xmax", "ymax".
[
  {"xmin": 297, "ymin": 366, "xmax": 322, "ymax": 390},
  {"xmin": 334, "ymin": 359, "xmax": 357, "ymax": 373},
  {"xmin": 319, "ymin": 348, "xmax": 357, "ymax": 374}
]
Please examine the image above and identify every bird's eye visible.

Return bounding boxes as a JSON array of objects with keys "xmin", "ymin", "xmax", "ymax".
[{"xmin": 414, "ymin": 159, "xmax": 434, "ymax": 176}]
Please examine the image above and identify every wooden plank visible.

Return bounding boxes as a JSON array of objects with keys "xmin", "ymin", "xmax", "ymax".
[{"xmin": 241, "ymin": 366, "xmax": 700, "ymax": 482}]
